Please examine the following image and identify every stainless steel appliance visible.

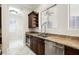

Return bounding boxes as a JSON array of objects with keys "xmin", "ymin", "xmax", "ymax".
[
  {"xmin": 26, "ymin": 34, "xmax": 30, "ymax": 47},
  {"xmin": 45, "ymin": 40, "xmax": 64, "ymax": 55}
]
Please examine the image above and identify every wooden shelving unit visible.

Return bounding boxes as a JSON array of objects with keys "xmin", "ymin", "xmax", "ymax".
[{"xmin": 28, "ymin": 11, "xmax": 39, "ymax": 28}]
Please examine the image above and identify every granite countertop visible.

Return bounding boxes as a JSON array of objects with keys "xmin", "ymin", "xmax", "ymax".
[{"xmin": 26, "ymin": 32, "xmax": 79, "ymax": 50}]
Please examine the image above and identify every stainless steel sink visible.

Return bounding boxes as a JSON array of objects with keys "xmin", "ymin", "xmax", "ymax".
[{"xmin": 38, "ymin": 33, "xmax": 48, "ymax": 37}]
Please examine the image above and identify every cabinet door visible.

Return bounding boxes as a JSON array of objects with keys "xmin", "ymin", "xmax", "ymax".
[
  {"xmin": 30, "ymin": 36, "xmax": 38, "ymax": 54},
  {"xmin": 32, "ymin": 37, "xmax": 38, "ymax": 54},
  {"xmin": 65, "ymin": 46, "xmax": 79, "ymax": 55},
  {"xmin": 30, "ymin": 36, "xmax": 33, "ymax": 50},
  {"xmin": 37, "ymin": 38, "xmax": 45, "ymax": 55},
  {"xmin": 30, "ymin": 36, "xmax": 45, "ymax": 55}
]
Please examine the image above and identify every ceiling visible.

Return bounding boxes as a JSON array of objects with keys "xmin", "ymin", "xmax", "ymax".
[{"xmin": 9, "ymin": 4, "xmax": 40, "ymax": 11}]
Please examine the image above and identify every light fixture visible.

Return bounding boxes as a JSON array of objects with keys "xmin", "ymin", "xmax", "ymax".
[
  {"xmin": 10, "ymin": 10, "xmax": 17, "ymax": 14},
  {"xmin": 9, "ymin": 7, "xmax": 21, "ymax": 15}
]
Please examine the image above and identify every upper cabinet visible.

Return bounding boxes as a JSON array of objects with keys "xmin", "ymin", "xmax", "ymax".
[{"xmin": 28, "ymin": 11, "xmax": 39, "ymax": 28}]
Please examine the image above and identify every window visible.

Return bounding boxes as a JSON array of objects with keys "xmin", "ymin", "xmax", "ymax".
[{"xmin": 69, "ymin": 16, "xmax": 79, "ymax": 29}]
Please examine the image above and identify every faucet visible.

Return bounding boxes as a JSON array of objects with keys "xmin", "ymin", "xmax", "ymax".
[
  {"xmin": 41, "ymin": 23, "xmax": 46, "ymax": 33},
  {"xmin": 40, "ymin": 22, "xmax": 48, "ymax": 37}
]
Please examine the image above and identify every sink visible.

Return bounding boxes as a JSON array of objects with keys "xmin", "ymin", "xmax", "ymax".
[{"xmin": 38, "ymin": 33, "xmax": 48, "ymax": 37}]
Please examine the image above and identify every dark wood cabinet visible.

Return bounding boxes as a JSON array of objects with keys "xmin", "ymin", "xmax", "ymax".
[
  {"xmin": 30, "ymin": 36, "xmax": 38, "ymax": 54},
  {"xmin": 30, "ymin": 36, "xmax": 45, "ymax": 55},
  {"xmin": 26, "ymin": 34, "xmax": 79, "ymax": 55},
  {"xmin": 65, "ymin": 46, "xmax": 79, "ymax": 55},
  {"xmin": 28, "ymin": 11, "xmax": 38, "ymax": 28},
  {"xmin": 29, "ymin": 35, "xmax": 79, "ymax": 55},
  {"xmin": 37, "ymin": 37, "xmax": 45, "ymax": 55}
]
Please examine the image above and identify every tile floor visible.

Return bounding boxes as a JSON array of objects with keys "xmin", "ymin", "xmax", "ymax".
[{"xmin": 7, "ymin": 46, "xmax": 35, "ymax": 55}]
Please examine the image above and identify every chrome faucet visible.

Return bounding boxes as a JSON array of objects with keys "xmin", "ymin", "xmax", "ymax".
[
  {"xmin": 41, "ymin": 23, "xmax": 46, "ymax": 33},
  {"xmin": 41, "ymin": 22, "xmax": 47, "ymax": 33}
]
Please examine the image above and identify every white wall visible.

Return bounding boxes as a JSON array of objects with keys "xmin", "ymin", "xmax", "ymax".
[
  {"xmin": 47, "ymin": 4, "xmax": 68, "ymax": 35},
  {"xmin": 2, "ymin": 4, "xmax": 9, "ymax": 54},
  {"xmin": 34, "ymin": 4, "xmax": 79, "ymax": 37},
  {"xmin": 2, "ymin": 4, "xmax": 29, "ymax": 54},
  {"xmin": 34, "ymin": 4, "xmax": 68, "ymax": 34}
]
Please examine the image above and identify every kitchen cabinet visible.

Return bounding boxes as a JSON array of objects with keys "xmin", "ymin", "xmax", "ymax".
[
  {"xmin": 26, "ymin": 33, "xmax": 79, "ymax": 55},
  {"xmin": 28, "ymin": 11, "xmax": 38, "ymax": 28},
  {"xmin": 37, "ymin": 37, "xmax": 45, "ymax": 55},
  {"xmin": 30, "ymin": 36, "xmax": 45, "ymax": 55},
  {"xmin": 65, "ymin": 46, "xmax": 79, "ymax": 55},
  {"xmin": 30, "ymin": 35, "xmax": 64, "ymax": 55},
  {"xmin": 30, "ymin": 36, "xmax": 38, "ymax": 54}
]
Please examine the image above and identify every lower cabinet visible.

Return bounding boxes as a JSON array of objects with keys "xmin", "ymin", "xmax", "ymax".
[
  {"xmin": 30, "ymin": 36, "xmax": 37, "ymax": 54},
  {"xmin": 30, "ymin": 36, "xmax": 45, "ymax": 55},
  {"xmin": 27, "ymin": 35, "xmax": 79, "ymax": 55},
  {"xmin": 37, "ymin": 38, "xmax": 45, "ymax": 55},
  {"xmin": 65, "ymin": 46, "xmax": 79, "ymax": 55}
]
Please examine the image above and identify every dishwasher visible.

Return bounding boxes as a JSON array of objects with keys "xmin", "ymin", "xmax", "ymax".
[{"xmin": 45, "ymin": 40, "xmax": 64, "ymax": 55}]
